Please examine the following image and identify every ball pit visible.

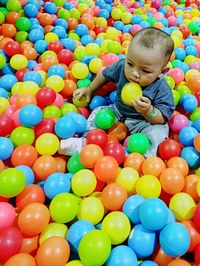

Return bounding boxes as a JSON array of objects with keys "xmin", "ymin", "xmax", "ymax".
[{"xmin": 0, "ymin": 0, "xmax": 200, "ymax": 264}]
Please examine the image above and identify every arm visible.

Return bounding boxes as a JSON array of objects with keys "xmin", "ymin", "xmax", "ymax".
[{"xmin": 132, "ymin": 96, "xmax": 166, "ymax": 124}]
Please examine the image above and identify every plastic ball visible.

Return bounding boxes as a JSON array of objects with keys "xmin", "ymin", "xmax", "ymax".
[
  {"xmin": 169, "ymin": 114, "xmax": 189, "ymax": 133},
  {"xmin": 54, "ymin": 116, "xmax": 76, "ymax": 139},
  {"xmin": 159, "ymin": 222, "xmax": 190, "ymax": 257},
  {"xmin": 142, "ymin": 157, "xmax": 166, "ymax": 177},
  {"xmin": 46, "ymin": 75, "xmax": 64, "ymax": 92},
  {"xmin": 168, "ymin": 68, "xmax": 185, "ymax": 84},
  {"xmin": 16, "ymin": 165, "xmax": 34, "ymax": 185},
  {"xmin": 94, "ymin": 155, "xmax": 118, "ymax": 182},
  {"xmin": 128, "ymin": 133, "xmax": 149, "ymax": 155},
  {"xmin": 116, "ymin": 167, "xmax": 139, "ymax": 194},
  {"xmin": 10, "ymin": 54, "xmax": 28, "ymax": 70},
  {"xmin": 103, "ymin": 142, "xmax": 126, "ymax": 165},
  {"xmin": 0, "ymin": 202, "xmax": 16, "ymax": 231},
  {"xmin": 3, "ymin": 253, "xmax": 36, "ymax": 266},
  {"xmin": 0, "ymin": 137, "xmax": 14, "ymax": 160},
  {"xmin": 50, "ymin": 192, "xmax": 78, "ymax": 223},
  {"xmin": 179, "ymin": 126, "xmax": 198, "ymax": 147},
  {"xmin": 78, "ymin": 230, "xmax": 111, "ymax": 266},
  {"xmin": 71, "ymin": 62, "xmax": 89, "ymax": 79},
  {"xmin": 77, "ymin": 197, "xmax": 104, "ymax": 225},
  {"xmin": 67, "ymin": 153, "xmax": 85, "ymax": 174},
  {"xmin": 0, "ymin": 168, "xmax": 26, "ymax": 198},
  {"xmin": 35, "ymin": 133, "xmax": 59, "ymax": 156},
  {"xmin": 80, "ymin": 144, "xmax": 103, "ymax": 168},
  {"xmin": 158, "ymin": 139, "xmax": 181, "ymax": 160},
  {"xmin": 139, "ymin": 198, "xmax": 168, "ymax": 231},
  {"xmin": 136, "ymin": 174, "xmax": 161, "ymax": 198},
  {"xmin": 95, "ymin": 108, "xmax": 115, "ymax": 130},
  {"xmin": 121, "ymin": 82, "xmax": 143, "ymax": 106},
  {"xmin": 10, "ymin": 126, "xmax": 35, "ymax": 146},
  {"xmin": 106, "ymin": 245, "xmax": 138, "ymax": 266},
  {"xmin": 181, "ymin": 146, "xmax": 200, "ymax": 169},
  {"xmin": 102, "ymin": 211, "xmax": 131, "ymax": 245},
  {"xmin": 67, "ymin": 220, "xmax": 95, "ymax": 253}
]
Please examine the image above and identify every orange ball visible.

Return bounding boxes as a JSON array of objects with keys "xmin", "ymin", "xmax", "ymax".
[
  {"xmin": 20, "ymin": 235, "xmax": 39, "ymax": 254},
  {"xmin": 166, "ymin": 156, "xmax": 189, "ymax": 177},
  {"xmin": 23, "ymin": 47, "xmax": 37, "ymax": 60},
  {"xmin": 124, "ymin": 152, "xmax": 145, "ymax": 175},
  {"xmin": 42, "ymin": 55, "xmax": 59, "ymax": 71},
  {"xmin": 94, "ymin": 155, "xmax": 119, "ymax": 182},
  {"xmin": 107, "ymin": 121, "xmax": 128, "ymax": 142},
  {"xmin": 11, "ymin": 144, "xmax": 38, "ymax": 167},
  {"xmin": 16, "ymin": 94, "xmax": 37, "ymax": 109},
  {"xmin": 60, "ymin": 79, "xmax": 77, "ymax": 98},
  {"xmin": 1, "ymin": 24, "xmax": 17, "ymax": 38},
  {"xmin": 0, "ymin": 37, "xmax": 13, "ymax": 49},
  {"xmin": 160, "ymin": 167, "xmax": 185, "ymax": 195},
  {"xmin": 167, "ymin": 259, "xmax": 191, "ymax": 266},
  {"xmin": 6, "ymin": 11, "xmax": 20, "ymax": 24},
  {"xmin": 153, "ymin": 246, "xmax": 173, "ymax": 266},
  {"xmin": 80, "ymin": 144, "xmax": 104, "ymax": 168},
  {"xmin": 0, "ymin": 159, "xmax": 5, "ymax": 172},
  {"xmin": 18, "ymin": 203, "xmax": 50, "ymax": 236},
  {"xmin": 142, "ymin": 156, "xmax": 166, "ymax": 177},
  {"xmin": 181, "ymin": 220, "xmax": 200, "ymax": 252},
  {"xmin": 81, "ymin": 14, "xmax": 94, "ymax": 30},
  {"xmin": 187, "ymin": 75, "xmax": 200, "ymax": 94},
  {"xmin": 194, "ymin": 133, "xmax": 200, "ymax": 153},
  {"xmin": 55, "ymin": 156, "xmax": 66, "ymax": 173},
  {"xmin": 32, "ymin": 155, "xmax": 57, "ymax": 181},
  {"xmin": 101, "ymin": 183, "xmax": 128, "ymax": 211},
  {"xmin": 67, "ymin": 18, "xmax": 78, "ymax": 30},
  {"xmin": 21, "ymin": 40, "xmax": 34, "ymax": 49},
  {"xmin": 4, "ymin": 253, "xmax": 36, "ymax": 266},
  {"xmin": 36, "ymin": 237, "xmax": 70, "ymax": 266},
  {"xmin": 183, "ymin": 174, "xmax": 200, "ymax": 202},
  {"xmin": 39, "ymin": 13, "xmax": 53, "ymax": 26}
]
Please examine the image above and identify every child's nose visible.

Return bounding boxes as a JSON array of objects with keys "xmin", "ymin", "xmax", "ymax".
[{"xmin": 131, "ymin": 68, "xmax": 139, "ymax": 78}]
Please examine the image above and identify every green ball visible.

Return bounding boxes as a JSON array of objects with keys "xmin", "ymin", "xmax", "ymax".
[
  {"xmin": 49, "ymin": 192, "xmax": 78, "ymax": 223},
  {"xmin": 0, "ymin": 54, "xmax": 6, "ymax": 70},
  {"xmin": 172, "ymin": 89, "xmax": 180, "ymax": 106},
  {"xmin": 77, "ymin": 79, "xmax": 91, "ymax": 88},
  {"xmin": 0, "ymin": 8, "xmax": 8, "ymax": 17},
  {"xmin": 0, "ymin": 168, "xmax": 26, "ymax": 197},
  {"xmin": 53, "ymin": 0, "xmax": 65, "ymax": 6},
  {"xmin": 6, "ymin": 0, "xmax": 21, "ymax": 12},
  {"xmin": 0, "ymin": 12, "xmax": 5, "ymax": 24},
  {"xmin": 61, "ymin": 103, "xmax": 77, "ymax": 115},
  {"xmin": 16, "ymin": 17, "xmax": 31, "ymax": 31},
  {"xmin": 128, "ymin": 133, "xmax": 149, "ymax": 154},
  {"xmin": 58, "ymin": 9, "xmax": 70, "ymax": 19},
  {"xmin": 67, "ymin": 153, "xmax": 85, "ymax": 174},
  {"xmin": 95, "ymin": 108, "xmax": 115, "ymax": 130},
  {"xmin": 188, "ymin": 22, "xmax": 199, "ymax": 34},
  {"xmin": 190, "ymin": 107, "xmax": 200, "ymax": 122},
  {"xmin": 10, "ymin": 126, "xmax": 35, "ymax": 146},
  {"xmin": 107, "ymin": 41, "xmax": 122, "ymax": 54},
  {"xmin": 171, "ymin": 59, "xmax": 182, "ymax": 68},
  {"xmin": 15, "ymin": 31, "xmax": 28, "ymax": 43},
  {"xmin": 43, "ymin": 105, "xmax": 62, "ymax": 118},
  {"xmin": 78, "ymin": 230, "xmax": 111, "ymax": 266}
]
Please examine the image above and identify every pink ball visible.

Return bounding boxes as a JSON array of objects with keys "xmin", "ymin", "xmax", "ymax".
[
  {"xmin": 168, "ymin": 68, "xmax": 185, "ymax": 85},
  {"xmin": 167, "ymin": 16, "xmax": 177, "ymax": 27},
  {"xmin": 0, "ymin": 202, "xmax": 16, "ymax": 231},
  {"xmin": 149, "ymin": 7, "xmax": 157, "ymax": 14},
  {"xmin": 53, "ymin": 93, "xmax": 64, "ymax": 107},
  {"xmin": 151, "ymin": 0, "xmax": 161, "ymax": 9},
  {"xmin": 130, "ymin": 24, "xmax": 143, "ymax": 36},
  {"xmin": 102, "ymin": 53, "xmax": 119, "ymax": 66},
  {"xmin": 169, "ymin": 114, "xmax": 189, "ymax": 133},
  {"xmin": 189, "ymin": 62, "xmax": 200, "ymax": 71}
]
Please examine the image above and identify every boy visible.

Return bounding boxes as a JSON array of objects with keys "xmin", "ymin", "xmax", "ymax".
[{"xmin": 59, "ymin": 27, "xmax": 175, "ymax": 157}]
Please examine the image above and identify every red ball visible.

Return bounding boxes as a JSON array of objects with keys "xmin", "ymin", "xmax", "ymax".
[
  {"xmin": 195, "ymin": 243, "xmax": 200, "ymax": 265},
  {"xmin": 0, "ymin": 114, "xmax": 14, "ymax": 136},
  {"xmin": 158, "ymin": 139, "xmax": 182, "ymax": 160},
  {"xmin": 86, "ymin": 128, "xmax": 108, "ymax": 148},
  {"xmin": 57, "ymin": 49, "xmax": 74, "ymax": 65},
  {"xmin": 193, "ymin": 203, "xmax": 200, "ymax": 230},
  {"xmin": 179, "ymin": 25, "xmax": 190, "ymax": 39},
  {"xmin": 36, "ymin": 87, "xmax": 56, "ymax": 109},
  {"xmin": 48, "ymin": 41, "xmax": 63, "ymax": 54},
  {"xmin": 34, "ymin": 118, "xmax": 55, "ymax": 138},
  {"xmin": 0, "ymin": 227, "xmax": 23, "ymax": 263},
  {"xmin": 4, "ymin": 40, "xmax": 22, "ymax": 56},
  {"xmin": 93, "ymin": 25, "xmax": 106, "ymax": 35},
  {"xmin": 15, "ymin": 68, "xmax": 30, "ymax": 82},
  {"xmin": 103, "ymin": 142, "xmax": 126, "ymax": 165},
  {"xmin": 195, "ymin": 90, "xmax": 200, "ymax": 106}
]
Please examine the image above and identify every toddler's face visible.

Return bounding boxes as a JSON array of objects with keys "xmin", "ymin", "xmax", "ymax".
[{"xmin": 124, "ymin": 43, "xmax": 166, "ymax": 87}]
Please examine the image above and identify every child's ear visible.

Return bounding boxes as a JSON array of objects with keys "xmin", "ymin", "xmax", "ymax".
[{"xmin": 159, "ymin": 65, "xmax": 170, "ymax": 77}]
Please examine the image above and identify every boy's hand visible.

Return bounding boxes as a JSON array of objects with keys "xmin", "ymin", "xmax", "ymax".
[
  {"xmin": 73, "ymin": 87, "xmax": 93, "ymax": 103},
  {"xmin": 132, "ymin": 96, "xmax": 152, "ymax": 115}
]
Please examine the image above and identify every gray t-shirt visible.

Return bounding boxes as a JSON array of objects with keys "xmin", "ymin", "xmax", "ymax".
[{"xmin": 102, "ymin": 59, "xmax": 175, "ymax": 121}]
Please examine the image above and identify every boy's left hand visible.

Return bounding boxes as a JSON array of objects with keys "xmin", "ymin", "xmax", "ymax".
[{"xmin": 132, "ymin": 96, "xmax": 151, "ymax": 115}]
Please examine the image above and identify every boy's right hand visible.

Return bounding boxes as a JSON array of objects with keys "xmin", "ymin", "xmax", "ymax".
[{"xmin": 73, "ymin": 87, "xmax": 93, "ymax": 103}]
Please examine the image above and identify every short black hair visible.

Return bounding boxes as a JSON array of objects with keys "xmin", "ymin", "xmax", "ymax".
[{"xmin": 130, "ymin": 27, "xmax": 174, "ymax": 63}]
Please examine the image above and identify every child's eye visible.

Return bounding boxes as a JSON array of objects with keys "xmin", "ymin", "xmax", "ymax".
[
  {"xmin": 127, "ymin": 62, "xmax": 133, "ymax": 66},
  {"xmin": 142, "ymin": 69, "xmax": 151, "ymax": 73}
]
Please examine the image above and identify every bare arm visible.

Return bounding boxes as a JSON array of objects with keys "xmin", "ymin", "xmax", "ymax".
[{"xmin": 132, "ymin": 96, "xmax": 166, "ymax": 124}]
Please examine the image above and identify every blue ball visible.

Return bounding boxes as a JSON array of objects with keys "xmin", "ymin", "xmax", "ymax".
[
  {"xmin": 128, "ymin": 224, "xmax": 157, "ymax": 258},
  {"xmin": 75, "ymin": 24, "xmax": 89, "ymax": 37},
  {"xmin": 19, "ymin": 104, "xmax": 43, "ymax": 127},
  {"xmin": 30, "ymin": 24, "xmax": 44, "ymax": 33},
  {"xmin": 48, "ymin": 65, "xmax": 66, "ymax": 78},
  {"xmin": 1, "ymin": 64, "xmax": 15, "ymax": 75},
  {"xmin": 60, "ymin": 38, "xmax": 76, "ymax": 50},
  {"xmin": 106, "ymin": 245, "xmax": 138, "ymax": 266},
  {"xmin": 0, "ymin": 137, "xmax": 14, "ymax": 160},
  {"xmin": 66, "ymin": 113, "xmax": 87, "ymax": 134},
  {"xmin": 109, "ymin": 91, "xmax": 117, "ymax": 104},
  {"xmin": 23, "ymin": 71, "xmax": 42, "ymax": 85},
  {"xmin": 52, "ymin": 26, "xmax": 67, "ymax": 39},
  {"xmin": 44, "ymin": 172, "xmax": 71, "ymax": 199},
  {"xmin": 131, "ymin": 15, "xmax": 142, "ymax": 25},
  {"xmin": 113, "ymin": 21, "xmax": 124, "ymax": 31},
  {"xmin": 192, "ymin": 117, "xmax": 200, "ymax": 131},
  {"xmin": 98, "ymin": 9, "xmax": 110, "ymax": 19},
  {"xmin": 122, "ymin": 24, "xmax": 132, "ymax": 33},
  {"xmin": 34, "ymin": 40, "xmax": 48, "ymax": 54},
  {"xmin": 167, "ymin": 209, "xmax": 175, "ymax": 224},
  {"xmin": 122, "ymin": 195, "xmax": 145, "ymax": 224},
  {"xmin": 139, "ymin": 261, "xmax": 158, "ymax": 266},
  {"xmin": 24, "ymin": 4, "xmax": 38, "ymax": 18},
  {"xmin": 185, "ymin": 45, "xmax": 198, "ymax": 56},
  {"xmin": 27, "ymin": 60, "xmax": 37, "ymax": 70},
  {"xmin": 80, "ymin": 35, "xmax": 94, "ymax": 46},
  {"xmin": 180, "ymin": 94, "xmax": 198, "ymax": 113},
  {"xmin": 139, "ymin": 198, "xmax": 168, "ymax": 231},
  {"xmin": 179, "ymin": 126, "xmax": 198, "ymax": 146},
  {"xmin": 16, "ymin": 165, "xmax": 34, "ymax": 185},
  {"xmin": 0, "ymin": 74, "xmax": 18, "ymax": 91},
  {"xmin": 0, "ymin": 88, "xmax": 9, "ymax": 98},
  {"xmin": 174, "ymin": 47, "xmax": 186, "ymax": 61},
  {"xmin": 181, "ymin": 146, "xmax": 200, "ymax": 169},
  {"xmin": 29, "ymin": 29, "xmax": 44, "ymax": 42},
  {"xmin": 67, "ymin": 220, "xmax": 95, "ymax": 252},
  {"xmin": 54, "ymin": 116, "xmax": 77, "ymax": 138},
  {"xmin": 44, "ymin": 2, "xmax": 57, "ymax": 14},
  {"xmin": 55, "ymin": 19, "xmax": 68, "ymax": 30},
  {"xmin": 159, "ymin": 222, "xmax": 190, "ymax": 257},
  {"xmin": 89, "ymin": 95, "xmax": 107, "ymax": 110}
]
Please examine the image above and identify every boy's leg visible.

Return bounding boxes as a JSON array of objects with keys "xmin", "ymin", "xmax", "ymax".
[
  {"xmin": 59, "ymin": 106, "xmax": 114, "ymax": 156},
  {"xmin": 141, "ymin": 124, "xmax": 169, "ymax": 157}
]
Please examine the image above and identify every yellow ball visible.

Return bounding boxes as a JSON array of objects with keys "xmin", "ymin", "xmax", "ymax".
[
  {"xmin": 71, "ymin": 62, "xmax": 89, "ymax": 79},
  {"xmin": 116, "ymin": 167, "xmax": 139, "ymax": 194},
  {"xmin": 111, "ymin": 8, "xmax": 122, "ymax": 20},
  {"xmin": 96, "ymin": 17, "xmax": 107, "ymax": 27},
  {"xmin": 65, "ymin": 261, "xmax": 85, "ymax": 266},
  {"xmin": 101, "ymin": 39, "xmax": 112, "ymax": 52},
  {"xmin": 37, "ymin": 70, "xmax": 47, "ymax": 87},
  {"xmin": 185, "ymin": 69, "xmax": 200, "ymax": 81},
  {"xmin": 105, "ymin": 27, "xmax": 119, "ymax": 40},
  {"xmin": 35, "ymin": 133, "xmax": 59, "ymax": 156},
  {"xmin": 89, "ymin": 58, "xmax": 103, "ymax": 73},
  {"xmin": 121, "ymin": 82, "xmax": 143, "ymax": 106},
  {"xmin": 121, "ymin": 12, "xmax": 132, "ymax": 24},
  {"xmin": 0, "ymin": 98, "xmax": 10, "ymax": 114},
  {"xmin": 136, "ymin": 174, "xmax": 161, "ymax": 198},
  {"xmin": 11, "ymin": 82, "xmax": 24, "ymax": 95},
  {"xmin": 169, "ymin": 192, "xmax": 196, "ymax": 221},
  {"xmin": 74, "ymin": 46, "xmax": 86, "ymax": 61},
  {"xmin": 20, "ymin": 81, "xmax": 40, "ymax": 95},
  {"xmin": 184, "ymin": 55, "xmax": 197, "ymax": 65},
  {"xmin": 10, "ymin": 54, "xmax": 28, "ymax": 70},
  {"xmin": 73, "ymin": 95, "xmax": 88, "ymax": 107},
  {"xmin": 39, "ymin": 222, "xmax": 68, "ymax": 244},
  {"xmin": 45, "ymin": 32, "xmax": 59, "ymax": 43},
  {"xmin": 46, "ymin": 75, "xmax": 64, "ymax": 92},
  {"xmin": 85, "ymin": 43, "xmax": 101, "ymax": 56}
]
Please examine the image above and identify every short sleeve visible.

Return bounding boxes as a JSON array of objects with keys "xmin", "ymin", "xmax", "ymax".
[
  {"xmin": 102, "ymin": 59, "xmax": 122, "ymax": 83},
  {"xmin": 153, "ymin": 80, "xmax": 175, "ymax": 121}
]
